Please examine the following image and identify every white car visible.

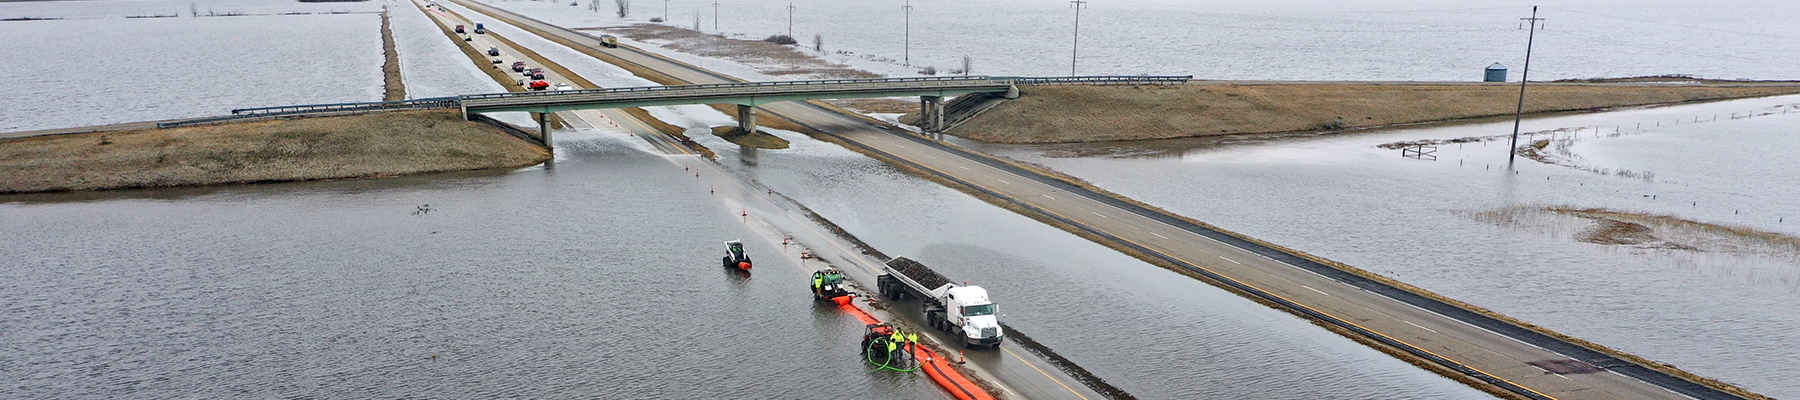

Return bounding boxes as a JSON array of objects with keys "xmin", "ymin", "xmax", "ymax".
[{"xmin": 554, "ymin": 83, "xmax": 574, "ymax": 91}]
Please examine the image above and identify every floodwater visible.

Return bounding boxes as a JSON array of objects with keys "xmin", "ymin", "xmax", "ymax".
[
  {"xmin": 953, "ymin": 94, "xmax": 1800, "ymax": 398},
  {"xmin": 694, "ymin": 130, "xmax": 1494, "ymax": 398},
  {"xmin": 0, "ymin": 13, "xmax": 384, "ymax": 133},
  {"xmin": 0, "ymin": 132, "xmax": 946, "ymax": 399},
  {"xmin": 488, "ymin": 0, "xmax": 1800, "ymax": 80}
]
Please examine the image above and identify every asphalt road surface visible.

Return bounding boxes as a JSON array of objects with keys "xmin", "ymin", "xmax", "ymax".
[{"xmin": 442, "ymin": 1, "xmax": 1749, "ymax": 399}]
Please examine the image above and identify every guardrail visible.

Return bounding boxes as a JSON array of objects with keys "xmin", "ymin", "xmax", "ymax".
[
  {"xmin": 154, "ymin": 97, "xmax": 464, "ymax": 129},
  {"xmin": 460, "ymin": 76, "xmax": 998, "ymax": 101},
  {"xmin": 994, "ymin": 75, "xmax": 1192, "ymax": 86},
  {"xmin": 229, "ymin": 97, "xmax": 461, "ymax": 116}
]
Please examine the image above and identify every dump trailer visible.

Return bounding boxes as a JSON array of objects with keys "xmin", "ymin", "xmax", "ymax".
[
  {"xmin": 598, "ymin": 34, "xmax": 619, "ymax": 48},
  {"xmin": 877, "ymin": 257, "xmax": 1003, "ymax": 349}
]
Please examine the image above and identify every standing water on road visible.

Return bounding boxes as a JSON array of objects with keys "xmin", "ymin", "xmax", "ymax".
[
  {"xmin": 955, "ymin": 95, "xmax": 1800, "ymax": 398},
  {"xmin": 0, "ymin": 131, "xmax": 946, "ymax": 399},
  {"xmin": 693, "ymin": 129, "xmax": 1495, "ymax": 399}
]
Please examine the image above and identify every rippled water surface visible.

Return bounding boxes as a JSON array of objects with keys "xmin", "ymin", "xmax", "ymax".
[
  {"xmin": 0, "ymin": 14, "xmax": 385, "ymax": 132},
  {"xmin": 955, "ymin": 95, "xmax": 1800, "ymax": 398},
  {"xmin": 0, "ymin": 133, "xmax": 946, "ymax": 399},
  {"xmin": 696, "ymin": 130, "xmax": 1493, "ymax": 399},
  {"xmin": 491, "ymin": 0, "xmax": 1800, "ymax": 80}
]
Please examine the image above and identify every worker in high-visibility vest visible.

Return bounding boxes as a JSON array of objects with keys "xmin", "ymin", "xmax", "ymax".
[{"xmin": 812, "ymin": 274, "xmax": 822, "ymax": 293}]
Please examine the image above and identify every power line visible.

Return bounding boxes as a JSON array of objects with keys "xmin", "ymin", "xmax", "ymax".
[
  {"xmin": 902, "ymin": 0, "xmax": 912, "ymax": 66},
  {"xmin": 1509, "ymin": 6, "xmax": 1544, "ymax": 168},
  {"xmin": 1070, "ymin": 0, "xmax": 1086, "ymax": 76}
]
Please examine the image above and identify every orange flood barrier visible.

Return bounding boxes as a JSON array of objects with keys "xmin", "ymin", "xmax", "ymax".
[{"xmin": 831, "ymin": 296, "xmax": 993, "ymax": 400}]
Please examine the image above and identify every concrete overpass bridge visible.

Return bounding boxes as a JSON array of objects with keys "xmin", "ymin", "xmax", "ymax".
[{"xmin": 459, "ymin": 76, "xmax": 1020, "ymax": 145}]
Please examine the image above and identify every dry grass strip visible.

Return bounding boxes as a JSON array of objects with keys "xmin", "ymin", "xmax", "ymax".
[
  {"xmin": 954, "ymin": 83, "xmax": 1800, "ymax": 143},
  {"xmin": 380, "ymin": 10, "xmax": 406, "ymax": 101},
  {"xmin": 0, "ymin": 110, "xmax": 550, "ymax": 194}
]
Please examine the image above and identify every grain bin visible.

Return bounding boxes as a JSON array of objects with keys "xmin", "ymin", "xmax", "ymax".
[{"xmin": 1484, "ymin": 62, "xmax": 1508, "ymax": 82}]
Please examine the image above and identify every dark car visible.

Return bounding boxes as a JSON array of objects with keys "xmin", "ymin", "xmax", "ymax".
[
  {"xmin": 487, "ymin": 47, "xmax": 500, "ymax": 56},
  {"xmin": 531, "ymin": 71, "xmax": 545, "ymax": 80},
  {"xmin": 511, "ymin": 62, "xmax": 526, "ymax": 72},
  {"xmin": 454, "ymin": 24, "xmax": 465, "ymax": 33}
]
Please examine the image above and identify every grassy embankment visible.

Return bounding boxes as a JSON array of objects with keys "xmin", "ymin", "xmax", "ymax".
[
  {"xmin": 953, "ymin": 83, "xmax": 1800, "ymax": 143},
  {"xmin": 0, "ymin": 110, "xmax": 550, "ymax": 194},
  {"xmin": 380, "ymin": 10, "xmax": 406, "ymax": 101}
]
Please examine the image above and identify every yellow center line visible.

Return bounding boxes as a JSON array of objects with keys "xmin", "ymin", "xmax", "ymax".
[{"xmin": 1000, "ymin": 345, "xmax": 1090, "ymax": 400}]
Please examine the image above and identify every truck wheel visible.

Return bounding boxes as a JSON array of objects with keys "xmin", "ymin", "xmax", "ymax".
[{"xmin": 722, "ymin": 256, "xmax": 731, "ymax": 269}]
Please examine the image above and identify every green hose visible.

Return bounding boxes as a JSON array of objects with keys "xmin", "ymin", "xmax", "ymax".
[{"xmin": 865, "ymin": 338, "xmax": 922, "ymax": 372}]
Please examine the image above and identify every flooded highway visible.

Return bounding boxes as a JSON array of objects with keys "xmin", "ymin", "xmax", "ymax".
[
  {"xmin": 695, "ymin": 129, "xmax": 1494, "ymax": 399},
  {"xmin": 0, "ymin": 132, "xmax": 948, "ymax": 398},
  {"xmin": 954, "ymin": 95, "xmax": 1800, "ymax": 398}
]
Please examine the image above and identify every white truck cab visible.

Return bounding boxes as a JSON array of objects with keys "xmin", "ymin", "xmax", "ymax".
[{"xmin": 935, "ymin": 285, "xmax": 1003, "ymax": 348}]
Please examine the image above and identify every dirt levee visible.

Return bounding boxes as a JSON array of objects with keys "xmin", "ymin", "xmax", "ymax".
[
  {"xmin": 0, "ymin": 110, "xmax": 550, "ymax": 194},
  {"xmin": 886, "ymin": 257, "xmax": 951, "ymax": 289},
  {"xmin": 952, "ymin": 83, "xmax": 1800, "ymax": 144}
]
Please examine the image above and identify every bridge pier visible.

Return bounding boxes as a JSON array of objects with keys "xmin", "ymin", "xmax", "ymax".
[
  {"xmin": 737, "ymin": 104, "xmax": 758, "ymax": 134},
  {"xmin": 537, "ymin": 112, "xmax": 552, "ymax": 148},
  {"xmin": 920, "ymin": 96, "xmax": 944, "ymax": 133}
]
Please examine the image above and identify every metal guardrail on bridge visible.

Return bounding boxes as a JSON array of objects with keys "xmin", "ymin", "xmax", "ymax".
[
  {"xmin": 155, "ymin": 97, "xmax": 464, "ymax": 129},
  {"xmin": 994, "ymin": 75, "xmax": 1192, "ymax": 86},
  {"xmin": 230, "ymin": 97, "xmax": 461, "ymax": 116},
  {"xmin": 458, "ymin": 76, "xmax": 1014, "ymax": 113},
  {"xmin": 459, "ymin": 76, "xmax": 998, "ymax": 101}
]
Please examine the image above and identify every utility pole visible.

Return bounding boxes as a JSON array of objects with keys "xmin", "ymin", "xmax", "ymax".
[
  {"xmin": 787, "ymin": 3, "xmax": 795, "ymax": 38},
  {"xmin": 1070, "ymin": 0, "xmax": 1086, "ymax": 76},
  {"xmin": 662, "ymin": 0, "xmax": 667, "ymax": 22},
  {"xmin": 713, "ymin": 0, "xmax": 719, "ymax": 32},
  {"xmin": 1508, "ymin": 6, "xmax": 1544, "ymax": 167},
  {"xmin": 902, "ymin": 0, "xmax": 912, "ymax": 66}
]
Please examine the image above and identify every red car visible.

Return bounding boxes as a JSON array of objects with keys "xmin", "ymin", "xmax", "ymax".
[{"xmin": 528, "ymin": 80, "xmax": 551, "ymax": 91}]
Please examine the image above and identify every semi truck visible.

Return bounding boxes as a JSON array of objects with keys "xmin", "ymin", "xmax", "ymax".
[
  {"xmin": 598, "ymin": 35, "xmax": 619, "ymax": 48},
  {"xmin": 474, "ymin": 22, "xmax": 486, "ymax": 34},
  {"xmin": 877, "ymin": 257, "xmax": 1003, "ymax": 349}
]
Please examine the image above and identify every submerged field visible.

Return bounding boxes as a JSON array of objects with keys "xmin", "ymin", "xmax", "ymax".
[
  {"xmin": 0, "ymin": 110, "xmax": 549, "ymax": 194},
  {"xmin": 951, "ymin": 83, "xmax": 1800, "ymax": 143},
  {"xmin": 0, "ymin": 14, "xmax": 383, "ymax": 133}
]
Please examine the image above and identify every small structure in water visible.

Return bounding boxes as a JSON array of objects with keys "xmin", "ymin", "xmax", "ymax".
[{"xmin": 1485, "ymin": 62, "xmax": 1508, "ymax": 82}]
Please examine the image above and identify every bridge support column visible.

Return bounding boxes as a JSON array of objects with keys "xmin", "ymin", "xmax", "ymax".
[
  {"xmin": 921, "ymin": 95, "xmax": 944, "ymax": 133},
  {"xmin": 537, "ymin": 112, "xmax": 552, "ymax": 149},
  {"xmin": 737, "ymin": 104, "xmax": 757, "ymax": 134}
]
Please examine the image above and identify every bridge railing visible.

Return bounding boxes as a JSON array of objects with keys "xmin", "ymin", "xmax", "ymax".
[
  {"xmin": 993, "ymin": 75, "xmax": 1192, "ymax": 86},
  {"xmin": 460, "ymin": 76, "xmax": 1001, "ymax": 101},
  {"xmin": 229, "ymin": 97, "xmax": 462, "ymax": 116},
  {"xmin": 155, "ymin": 97, "xmax": 463, "ymax": 129}
]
